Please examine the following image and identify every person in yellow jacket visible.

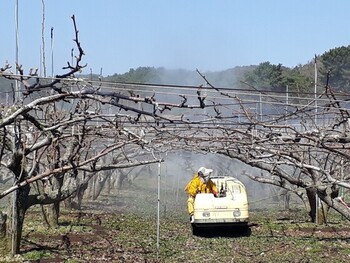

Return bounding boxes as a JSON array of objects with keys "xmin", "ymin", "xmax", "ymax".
[{"xmin": 184, "ymin": 167, "xmax": 218, "ymax": 222}]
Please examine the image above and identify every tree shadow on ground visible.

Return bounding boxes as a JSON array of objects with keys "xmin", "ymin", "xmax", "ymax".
[{"xmin": 21, "ymin": 238, "xmax": 59, "ymax": 253}]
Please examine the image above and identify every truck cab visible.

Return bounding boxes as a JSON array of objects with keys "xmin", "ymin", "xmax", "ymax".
[{"xmin": 191, "ymin": 176, "xmax": 249, "ymax": 235}]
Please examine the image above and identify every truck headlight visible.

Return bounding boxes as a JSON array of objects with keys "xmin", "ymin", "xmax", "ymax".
[
  {"xmin": 233, "ymin": 208, "xmax": 241, "ymax": 217},
  {"xmin": 202, "ymin": 211, "xmax": 210, "ymax": 217}
]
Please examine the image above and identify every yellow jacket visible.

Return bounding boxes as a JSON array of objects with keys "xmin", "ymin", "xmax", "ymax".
[{"xmin": 184, "ymin": 174, "xmax": 218, "ymax": 197}]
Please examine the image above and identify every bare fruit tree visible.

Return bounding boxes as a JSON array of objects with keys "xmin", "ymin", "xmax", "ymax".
[
  {"xmin": 149, "ymin": 71, "xmax": 350, "ymax": 223},
  {"xmin": 0, "ymin": 16, "xmax": 166, "ymax": 254},
  {"xmin": 2, "ymin": 14, "xmax": 350, "ymax": 257}
]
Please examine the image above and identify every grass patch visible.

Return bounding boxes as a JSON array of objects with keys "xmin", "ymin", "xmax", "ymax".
[
  {"xmin": 1, "ymin": 179, "xmax": 350, "ymax": 262},
  {"xmin": 23, "ymin": 250, "xmax": 52, "ymax": 260}
]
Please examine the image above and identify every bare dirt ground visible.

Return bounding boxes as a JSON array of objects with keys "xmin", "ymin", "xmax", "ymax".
[
  {"xmin": 11, "ymin": 199, "xmax": 350, "ymax": 263},
  {"xmin": 1, "ymin": 178, "xmax": 350, "ymax": 262}
]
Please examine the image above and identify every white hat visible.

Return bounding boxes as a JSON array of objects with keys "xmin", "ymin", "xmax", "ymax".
[{"xmin": 198, "ymin": 167, "xmax": 213, "ymax": 177}]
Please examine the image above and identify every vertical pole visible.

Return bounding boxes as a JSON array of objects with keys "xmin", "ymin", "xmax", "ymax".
[
  {"xmin": 41, "ymin": 0, "xmax": 46, "ymax": 77},
  {"xmin": 259, "ymin": 93, "xmax": 263, "ymax": 121},
  {"xmin": 176, "ymin": 168, "xmax": 180, "ymax": 202},
  {"xmin": 99, "ymin": 67, "xmax": 103, "ymax": 81},
  {"xmin": 15, "ymin": 1, "xmax": 19, "ymax": 77},
  {"xmin": 51, "ymin": 27, "xmax": 54, "ymax": 78},
  {"xmin": 12, "ymin": 0, "xmax": 20, "ymax": 256},
  {"xmin": 156, "ymin": 160, "xmax": 161, "ymax": 259},
  {"xmin": 163, "ymin": 152, "xmax": 168, "ymax": 217},
  {"xmin": 340, "ymin": 159, "xmax": 344, "ymax": 197},
  {"xmin": 314, "ymin": 55, "xmax": 317, "ymax": 124},
  {"xmin": 314, "ymin": 55, "xmax": 319, "ymax": 224},
  {"xmin": 315, "ymin": 193, "xmax": 319, "ymax": 224},
  {"xmin": 92, "ymin": 177, "xmax": 95, "ymax": 200},
  {"xmin": 286, "ymin": 85, "xmax": 288, "ymax": 124}
]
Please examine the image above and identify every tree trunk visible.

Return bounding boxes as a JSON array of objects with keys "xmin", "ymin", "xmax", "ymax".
[
  {"xmin": 87, "ymin": 175, "xmax": 97, "ymax": 200},
  {"xmin": 306, "ymin": 188, "xmax": 329, "ymax": 224},
  {"xmin": 7, "ymin": 185, "xmax": 30, "ymax": 255},
  {"xmin": 64, "ymin": 180, "xmax": 88, "ymax": 210},
  {"xmin": 76, "ymin": 181, "xmax": 88, "ymax": 209},
  {"xmin": 0, "ymin": 211, "xmax": 7, "ymax": 238},
  {"xmin": 47, "ymin": 202, "xmax": 60, "ymax": 227},
  {"xmin": 284, "ymin": 192, "xmax": 290, "ymax": 211},
  {"xmin": 315, "ymin": 185, "xmax": 340, "ymax": 224},
  {"xmin": 317, "ymin": 201, "xmax": 328, "ymax": 224},
  {"xmin": 45, "ymin": 175, "xmax": 64, "ymax": 227},
  {"xmin": 106, "ymin": 175, "xmax": 111, "ymax": 194},
  {"xmin": 115, "ymin": 173, "xmax": 124, "ymax": 189},
  {"xmin": 64, "ymin": 197, "xmax": 74, "ymax": 210},
  {"xmin": 93, "ymin": 173, "xmax": 109, "ymax": 200},
  {"xmin": 306, "ymin": 188, "xmax": 317, "ymax": 223}
]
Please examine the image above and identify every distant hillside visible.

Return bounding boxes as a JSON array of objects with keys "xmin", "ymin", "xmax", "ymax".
[
  {"xmin": 101, "ymin": 45, "xmax": 350, "ymax": 93},
  {"xmin": 104, "ymin": 65, "xmax": 255, "ymax": 88},
  {"xmin": 2, "ymin": 45, "xmax": 350, "ymax": 97}
]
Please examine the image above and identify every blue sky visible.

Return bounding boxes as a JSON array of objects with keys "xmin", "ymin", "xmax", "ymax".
[{"xmin": 1, "ymin": 0, "xmax": 350, "ymax": 76}]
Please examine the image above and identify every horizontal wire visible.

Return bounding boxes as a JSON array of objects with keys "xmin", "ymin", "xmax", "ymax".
[
  {"xmin": 1, "ymin": 74, "xmax": 350, "ymax": 113},
  {"xmin": 2, "ymin": 72, "xmax": 350, "ymax": 97}
]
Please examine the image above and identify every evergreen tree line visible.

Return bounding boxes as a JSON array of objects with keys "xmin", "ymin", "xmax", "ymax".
[
  {"xmin": 2, "ymin": 45, "xmax": 350, "ymax": 96},
  {"xmin": 106, "ymin": 45, "xmax": 350, "ymax": 94}
]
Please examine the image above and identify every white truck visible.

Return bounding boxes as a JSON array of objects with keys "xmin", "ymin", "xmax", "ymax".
[{"xmin": 191, "ymin": 175, "xmax": 249, "ymax": 235}]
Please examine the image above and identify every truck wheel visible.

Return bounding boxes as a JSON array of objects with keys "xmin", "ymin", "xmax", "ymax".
[
  {"xmin": 240, "ymin": 225, "xmax": 251, "ymax": 236},
  {"xmin": 191, "ymin": 224, "xmax": 200, "ymax": 235}
]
